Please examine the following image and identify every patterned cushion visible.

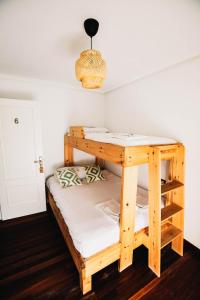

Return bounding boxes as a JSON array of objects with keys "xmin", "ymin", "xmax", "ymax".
[
  {"xmin": 59, "ymin": 166, "xmax": 86, "ymax": 180},
  {"xmin": 55, "ymin": 167, "xmax": 82, "ymax": 188},
  {"xmin": 85, "ymin": 165, "xmax": 105, "ymax": 183}
]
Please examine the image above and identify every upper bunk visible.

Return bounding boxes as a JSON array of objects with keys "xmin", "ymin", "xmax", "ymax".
[{"xmin": 65, "ymin": 126, "xmax": 182, "ymax": 167}]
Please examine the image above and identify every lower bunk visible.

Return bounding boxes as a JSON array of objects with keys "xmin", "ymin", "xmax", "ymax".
[{"xmin": 46, "ymin": 170, "xmax": 160, "ymax": 294}]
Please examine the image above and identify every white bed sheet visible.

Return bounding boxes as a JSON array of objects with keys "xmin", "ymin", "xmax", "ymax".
[
  {"xmin": 84, "ymin": 132, "xmax": 177, "ymax": 146},
  {"xmin": 47, "ymin": 170, "xmax": 164, "ymax": 258}
]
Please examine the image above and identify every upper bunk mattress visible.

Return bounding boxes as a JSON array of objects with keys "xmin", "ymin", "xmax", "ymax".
[
  {"xmin": 84, "ymin": 132, "xmax": 177, "ymax": 147},
  {"xmin": 47, "ymin": 170, "xmax": 164, "ymax": 258}
]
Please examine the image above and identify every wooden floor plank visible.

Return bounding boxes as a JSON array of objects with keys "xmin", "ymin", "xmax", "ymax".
[
  {"xmin": 128, "ymin": 253, "xmax": 190, "ymax": 300},
  {"xmin": 0, "ymin": 208, "xmax": 200, "ymax": 300}
]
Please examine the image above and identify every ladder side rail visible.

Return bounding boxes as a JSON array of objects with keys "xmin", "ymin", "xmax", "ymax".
[
  {"xmin": 171, "ymin": 145, "xmax": 185, "ymax": 255},
  {"xmin": 148, "ymin": 147, "xmax": 161, "ymax": 277},
  {"xmin": 64, "ymin": 135, "xmax": 74, "ymax": 166}
]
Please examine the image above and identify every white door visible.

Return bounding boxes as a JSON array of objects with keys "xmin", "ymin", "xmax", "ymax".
[{"xmin": 0, "ymin": 99, "xmax": 46, "ymax": 220}]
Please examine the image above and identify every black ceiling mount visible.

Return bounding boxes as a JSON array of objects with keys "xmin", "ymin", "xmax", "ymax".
[{"xmin": 84, "ymin": 18, "xmax": 99, "ymax": 38}]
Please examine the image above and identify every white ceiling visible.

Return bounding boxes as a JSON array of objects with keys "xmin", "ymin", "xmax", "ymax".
[{"xmin": 0, "ymin": 0, "xmax": 200, "ymax": 92}]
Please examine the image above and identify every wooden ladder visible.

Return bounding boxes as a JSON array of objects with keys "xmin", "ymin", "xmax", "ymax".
[{"xmin": 148, "ymin": 144, "xmax": 185, "ymax": 276}]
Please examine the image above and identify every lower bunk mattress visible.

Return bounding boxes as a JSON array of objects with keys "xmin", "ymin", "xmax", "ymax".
[{"xmin": 47, "ymin": 170, "xmax": 164, "ymax": 258}]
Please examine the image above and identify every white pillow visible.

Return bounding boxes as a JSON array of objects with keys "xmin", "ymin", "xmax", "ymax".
[{"xmin": 73, "ymin": 166, "xmax": 86, "ymax": 179}]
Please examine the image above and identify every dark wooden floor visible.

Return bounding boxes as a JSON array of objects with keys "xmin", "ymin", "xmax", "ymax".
[{"xmin": 0, "ymin": 209, "xmax": 200, "ymax": 300}]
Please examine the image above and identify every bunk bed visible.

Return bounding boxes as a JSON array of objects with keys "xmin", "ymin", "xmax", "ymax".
[{"xmin": 46, "ymin": 126, "xmax": 185, "ymax": 294}]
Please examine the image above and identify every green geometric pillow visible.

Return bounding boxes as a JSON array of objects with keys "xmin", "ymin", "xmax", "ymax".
[
  {"xmin": 55, "ymin": 167, "xmax": 82, "ymax": 188},
  {"xmin": 85, "ymin": 165, "xmax": 105, "ymax": 183}
]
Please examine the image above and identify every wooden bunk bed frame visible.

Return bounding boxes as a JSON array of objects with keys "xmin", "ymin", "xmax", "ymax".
[{"xmin": 47, "ymin": 126, "xmax": 185, "ymax": 294}]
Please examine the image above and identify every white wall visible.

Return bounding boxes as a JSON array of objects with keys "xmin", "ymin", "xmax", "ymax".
[
  {"xmin": 0, "ymin": 75, "xmax": 105, "ymax": 176},
  {"xmin": 104, "ymin": 56, "xmax": 200, "ymax": 249}
]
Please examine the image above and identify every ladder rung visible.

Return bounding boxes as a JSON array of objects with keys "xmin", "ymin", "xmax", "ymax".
[
  {"xmin": 161, "ymin": 180, "xmax": 183, "ymax": 195},
  {"xmin": 161, "ymin": 223, "xmax": 182, "ymax": 249},
  {"xmin": 161, "ymin": 203, "xmax": 183, "ymax": 222}
]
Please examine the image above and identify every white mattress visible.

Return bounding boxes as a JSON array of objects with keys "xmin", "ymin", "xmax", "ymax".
[
  {"xmin": 84, "ymin": 132, "xmax": 177, "ymax": 147},
  {"xmin": 47, "ymin": 170, "xmax": 164, "ymax": 258}
]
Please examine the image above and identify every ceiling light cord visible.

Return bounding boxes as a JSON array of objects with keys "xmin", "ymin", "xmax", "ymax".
[{"xmin": 91, "ymin": 37, "xmax": 92, "ymax": 50}]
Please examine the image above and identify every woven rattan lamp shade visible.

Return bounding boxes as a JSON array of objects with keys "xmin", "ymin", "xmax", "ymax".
[{"xmin": 75, "ymin": 49, "xmax": 106, "ymax": 89}]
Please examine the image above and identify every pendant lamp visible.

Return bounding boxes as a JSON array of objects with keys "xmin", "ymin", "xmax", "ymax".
[{"xmin": 75, "ymin": 18, "xmax": 106, "ymax": 89}]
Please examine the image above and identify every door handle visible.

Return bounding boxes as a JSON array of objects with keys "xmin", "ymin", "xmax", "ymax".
[{"xmin": 34, "ymin": 156, "xmax": 44, "ymax": 173}]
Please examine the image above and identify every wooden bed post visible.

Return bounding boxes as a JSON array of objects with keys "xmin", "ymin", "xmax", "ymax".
[
  {"xmin": 119, "ymin": 165, "xmax": 138, "ymax": 272},
  {"xmin": 80, "ymin": 269, "xmax": 92, "ymax": 295},
  {"xmin": 95, "ymin": 157, "xmax": 105, "ymax": 168},
  {"xmin": 64, "ymin": 135, "xmax": 73, "ymax": 166},
  {"xmin": 148, "ymin": 147, "xmax": 161, "ymax": 277}
]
